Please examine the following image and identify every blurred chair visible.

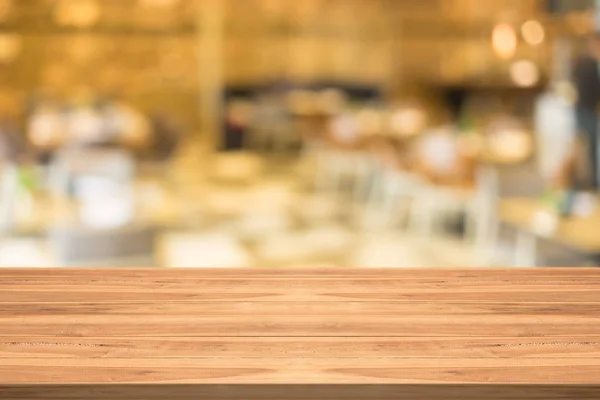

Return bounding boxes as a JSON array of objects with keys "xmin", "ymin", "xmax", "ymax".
[{"xmin": 407, "ymin": 120, "xmax": 533, "ymax": 266}]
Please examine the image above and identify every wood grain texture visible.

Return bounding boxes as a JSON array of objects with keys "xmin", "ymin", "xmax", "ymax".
[{"xmin": 0, "ymin": 268, "xmax": 600, "ymax": 386}]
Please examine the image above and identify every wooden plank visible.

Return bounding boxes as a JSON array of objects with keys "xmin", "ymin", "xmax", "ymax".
[
  {"xmin": 1, "ymin": 358, "xmax": 600, "ymax": 384},
  {"xmin": 2, "ymin": 268, "xmax": 600, "ymax": 386},
  {"xmin": 2, "ymin": 336, "xmax": 600, "ymax": 359},
  {"xmin": 1, "ymin": 288, "xmax": 599, "ymax": 303},
  {"xmin": 1, "ymin": 268, "xmax": 600, "ymax": 279},
  {"xmin": 1, "ymin": 314, "xmax": 599, "ymax": 337},
  {"xmin": 5, "ymin": 276, "xmax": 600, "ymax": 287},
  {"xmin": 3, "ymin": 279, "xmax": 600, "ymax": 290},
  {"xmin": 1, "ymin": 385, "xmax": 599, "ymax": 400},
  {"xmin": 2, "ymin": 301, "xmax": 599, "ymax": 317}
]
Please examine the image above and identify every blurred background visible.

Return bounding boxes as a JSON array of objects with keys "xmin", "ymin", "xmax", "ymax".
[{"xmin": 0, "ymin": 0, "xmax": 598, "ymax": 268}]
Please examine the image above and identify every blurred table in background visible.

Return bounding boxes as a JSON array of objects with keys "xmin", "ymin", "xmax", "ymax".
[{"xmin": 500, "ymin": 197, "xmax": 600, "ymax": 267}]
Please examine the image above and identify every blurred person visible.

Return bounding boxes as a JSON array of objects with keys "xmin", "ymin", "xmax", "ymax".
[{"xmin": 572, "ymin": 32, "xmax": 600, "ymax": 188}]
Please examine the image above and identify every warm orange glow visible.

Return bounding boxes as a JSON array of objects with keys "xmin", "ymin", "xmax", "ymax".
[
  {"xmin": 357, "ymin": 110, "xmax": 383, "ymax": 136},
  {"xmin": 288, "ymin": 90, "xmax": 317, "ymax": 115},
  {"xmin": 0, "ymin": 33, "xmax": 21, "ymax": 63},
  {"xmin": 138, "ymin": 0, "xmax": 181, "ymax": 8},
  {"xmin": 0, "ymin": 0, "xmax": 13, "ymax": 22},
  {"xmin": 55, "ymin": 0, "xmax": 101, "ymax": 28},
  {"xmin": 510, "ymin": 60, "xmax": 540, "ymax": 87},
  {"xmin": 390, "ymin": 108, "xmax": 427, "ymax": 137},
  {"xmin": 492, "ymin": 24, "xmax": 517, "ymax": 59},
  {"xmin": 316, "ymin": 89, "xmax": 345, "ymax": 115},
  {"xmin": 521, "ymin": 20, "xmax": 545, "ymax": 46}
]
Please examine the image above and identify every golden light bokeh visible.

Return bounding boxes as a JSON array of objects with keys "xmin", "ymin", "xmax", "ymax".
[
  {"xmin": 0, "ymin": 33, "xmax": 21, "ymax": 63},
  {"xmin": 492, "ymin": 24, "xmax": 517, "ymax": 59},
  {"xmin": 55, "ymin": 0, "xmax": 101, "ymax": 28},
  {"xmin": 357, "ymin": 109, "xmax": 383, "ymax": 136},
  {"xmin": 138, "ymin": 0, "xmax": 181, "ymax": 9},
  {"xmin": 510, "ymin": 60, "xmax": 540, "ymax": 87},
  {"xmin": 0, "ymin": 0, "xmax": 13, "ymax": 23},
  {"xmin": 521, "ymin": 20, "xmax": 545, "ymax": 46},
  {"xmin": 390, "ymin": 108, "xmax": 427, "ymax": 138}
]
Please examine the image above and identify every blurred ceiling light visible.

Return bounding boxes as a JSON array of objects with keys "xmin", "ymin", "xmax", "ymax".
[
  {"xmin": 521, "ymin": 20, "xmax": 545, "ymax": 46},
  {"xmin": 138, "ymin": 0, "xmax": 181, "ymax": 8},
  {"xmin": 0, "ymin": 33, "xmax": 21, "ymax": 63},
  {"xmin": 492, "ymin": 24, "xmax": 517, "ymax": 59},
  {"xmin": 510, "ymin": 60, "xmax": 540, "ymax": 87},
  {"xmin": 390, "ymin": 108, "xmax": 427, "ymax": 137},
  {"xmin": 0, "ymin": 0, "xmax": 13, "ymax": 23},
  {"xmin": 55, "ymin": 0, "xmax": 101, "ymax": 29}
]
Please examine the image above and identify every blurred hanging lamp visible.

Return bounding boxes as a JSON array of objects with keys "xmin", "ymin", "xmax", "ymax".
[
  {"xmin": 54, "ymin": 0, "xmax": 101, "ymax": 28},
  {"xmin": 0, "ymin": 33, "xmax": 21, "ymax": 64},
  {"xmin": 492, "ymin": 23, "xmax": 517, "ymax": 59}
]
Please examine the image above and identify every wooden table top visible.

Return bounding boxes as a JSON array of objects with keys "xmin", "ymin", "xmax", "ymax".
[
  {"xmin": 500, "ymin": 198, "xmax": 600, "ymax": 255},
  {"xmin": 1, "ymin": 268, "xmax": 600, "ymax": 387}
]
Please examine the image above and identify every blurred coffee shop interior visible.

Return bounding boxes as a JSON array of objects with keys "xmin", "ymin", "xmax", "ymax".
[{"xmin": 0, "ymin": 0, "xmax": 599, "ymax": 268}]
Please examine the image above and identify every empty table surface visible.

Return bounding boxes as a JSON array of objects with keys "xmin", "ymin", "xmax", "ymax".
[{"xmin": 1, "ymin": 267, "xmax": 600, "ymax": 391}]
